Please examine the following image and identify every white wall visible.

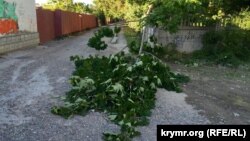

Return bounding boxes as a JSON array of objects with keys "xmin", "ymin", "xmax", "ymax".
[
  {"xmin": 5, "ymin": 0, "xmax": 37, "ymax": 32},
  {"xmin": 152, "ymin": 27, "xmax": 210, "ymax": 53}
]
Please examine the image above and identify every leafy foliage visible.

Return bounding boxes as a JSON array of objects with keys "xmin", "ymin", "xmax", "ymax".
[
  {"xmin": 128, "ymin": 34, "xmax": 168, "ymax": 59},
  {"xmin": 88, "ymin": 35, "xmax": 107, "ymax": 51},
  {"xmin": 142, "ymin": 0, "xmax": 249, "ymax": 33},
  {"xmin": 125, "ymin": 23, "xmax": 250, "ymax": 68},
  {"xmin": 155, "ymin": 28, "xmax": 250, "ymax": 68},
  {"xmin": 93, "ymin": 0, "xmax": 250, "ymax": 32},
  {"xmin": 128, "ymin": 40, "xmax": 166, "ymax": 58},
  {"xmin": 128, "ymin": 40, "xmax": 140, "ymax": 54},
  {"xmin": 93, "ymin": 0, "xmax": 149, "ymax": 31},
  {"xmin": 145, "ymin": 0, "xmax": 207, "ymax": 33},
  {"xmin": 217, "ymin": 0, "xmax": 250, "ymax": 16},
  {"xmin": 100, "ymin": 27, "xmax": 115, "ymax": 37},
  {"xmin": 52, "ymin": 52, "xmax": 189, "ymax": 140},
  {"xmin": 95, "ymin": 11, "xmax": 107, "ymax": 26},
  {"xmin": 195, "ymin": 28, "xmax": 250, "ymax": 67},
  {"xmin": 231, "ymin": 9, "xmax": 250, "ymax": 30},
  {"xmin": 123, "ymin": 1, "xmax": 149, "ymax": 31},
  {"xmin": 93, "ymin": 0, "xmax": 125, "ymax": 19},
  {"xmin": 123, "ymin": 27, "xmax": 140, "ymax": 49},
  {"xmin": 43, "ymin": 0, "xmax": 93, "ymax": 14},
  {"xmin": 114, "ymin": 26, "xmax": 121, "ymax": 34},
  {"xmin": 87, "ymin": 27, "xmax": 114, "ymax": 50}
]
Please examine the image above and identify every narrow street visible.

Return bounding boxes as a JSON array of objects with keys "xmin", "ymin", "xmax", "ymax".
[
  {"xmin": 0, "ymin": 28, "xmax": 209, "ymax": 141},
  {"xmin": 2, "ymin": 0, "xmax": 250, "ymax": 140}
]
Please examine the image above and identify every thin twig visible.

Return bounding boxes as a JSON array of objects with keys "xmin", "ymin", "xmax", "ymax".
[
  {"xmin": 142, "ymin": 51, "xmax": 165, "ymax": 64},
  {"xmin": 117, "ymin": 45, "xmax": 128, "ymax": 54}
]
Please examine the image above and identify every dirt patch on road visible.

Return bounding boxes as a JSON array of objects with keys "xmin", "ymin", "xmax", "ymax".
[{"xmin": 169, "ymin": 63, "xmax": 250, "ymax": 124}]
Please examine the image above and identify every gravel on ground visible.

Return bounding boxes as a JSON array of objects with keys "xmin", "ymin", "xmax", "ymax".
[{"xmin": 1, "ymin": 28, "xmax": 211, "ymax": 141}]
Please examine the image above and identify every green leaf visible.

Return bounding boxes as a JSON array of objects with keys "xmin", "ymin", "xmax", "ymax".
[
  {"xmin": 128, "ymin": 98, "xmax": 134, "ymax": 103},
  {"xmin": 125, "ymin": 77, "xmax": 133, "ymax": 81},
  {"xmin": 135, "ymin": 61, "xmax": 143, "ymax": 66},
  {"xmin": 127, "ymin": 66, "xmax": 132, "ymax": 72},
  {"xmin": 108, "ymin": 114, "xmax": 117, "ymax": 120},
  {"xmin": 112, "ymin": 66, "xmax": 120, "ymax": 72},
  {"xmin": 126, "ymin": 122, "xmax": 132, "ymax": 127},
  {"xmin": 101, "ymin": 78, "xmax": 112, "ymax": 85},
  {"xmin": 142, "ymin": 76, "xmax": 149, "ymax": 82},
  {"xmin": 111, "ymin": 83, "xmax": 124, "ymax": 93},
  {"xmin": 150, "ymin": 82, "xmax": 156, "ymax": 89},
  {"xmin": 118, "ymin": 120, "xmax": 124, "ymax": 125},
  {"xmin": 75, "ymin": 98, "xmax": 84, "ymax": 103},
  {"xmin": 139, "ymin": 87, "xmax": 144, "ymax": 92},
  {"xmin": 157, "ymin": 78, "xmax": 162, "ymax": 86}
]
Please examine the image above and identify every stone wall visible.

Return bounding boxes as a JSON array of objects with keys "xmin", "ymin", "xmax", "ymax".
[
  {"xmin": 0, "ymin": 32, "xmax": 39, "ymax": 54},
  {"xmin": 146, "ymin": 26, "xmax": 210, "ymax": 53}
]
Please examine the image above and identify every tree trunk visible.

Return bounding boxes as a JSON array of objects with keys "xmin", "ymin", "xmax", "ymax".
[{"xmin": 139, "ymin": 4, "xmax": 153, "ymax": 55}]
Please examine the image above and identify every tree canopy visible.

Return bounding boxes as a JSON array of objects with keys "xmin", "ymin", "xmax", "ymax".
[
  {"xmin": 42, "ymin": 0, "xmax": 93, "ymax": 14},
  {"xmin": 42, "ymin": 0, "xmax": 250, "ymax": 31},
  {"xmin": 93, "ymin": 0, "xmax": 125, "ymax": 18},
  {"xmin": 135, "ymin": 0, "xmax": 250, "ymax": 31}
]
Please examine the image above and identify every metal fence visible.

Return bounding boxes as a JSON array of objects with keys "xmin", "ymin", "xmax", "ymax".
[
  {"xmin": 36, "ymin": 8, "xmax": 98, "ymax": 44},
  {"xmin": 36, "ymin": 8, "xmax": 55, "ymax": 44}
]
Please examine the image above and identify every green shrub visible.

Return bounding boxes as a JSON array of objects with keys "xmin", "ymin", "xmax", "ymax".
[
  {"xmin": 114, "ymin": 26, "xmax": 121, "ymax": 34},
  {"xmin": 128, "ymin": 35, "xmax": 168, "ymax": 58},
  {"xmin": 100, "ymin": 27, "xmax": 114, "ymax": 37},
  {"xmin": 87, "ymin": 27, "xmax": 114, "ymax": 50},
  {"xmin": 231, "ymin": 10, "xmax": 250, "ymax": 30},
  {"xmin": 123, "ymin": 27, "xmax": 140, "ymax": 50},
  {"xmin": 128, "ymin": 40, "xmax": 140, "ymax": 54},
  {"xmin": 87, "ymin": 33, "xmax": 108, "ymax": 50},
  {"xmin": 161, "ymin": 29, "xmax": 250, "ymax": 67},
  {"xmin": 126, "ymin": 28, "xmax": 250, "ymax": 67},
  {"xmin": 198, "ymin": 28, "xmax": 250, "ymax": 67}
]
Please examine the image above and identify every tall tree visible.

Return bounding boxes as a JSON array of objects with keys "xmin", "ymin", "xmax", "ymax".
[
  {"xmin": 93, "ymin": 0, "xmax": 125, "ymax": 19},
  {"xmin": 43, "ymin": 0, "xmax": 74, "ymax": 11},
  {"xmin": 135, "ymin": 0, "xmax": 250, "ymax": 32},
  {"xmin": 92, "ymin": 0, "xmax": 148, "ymax": 30},
  {"xmin": 43, "ymin": 0, "xmax": 93, "ymax": 14}
]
